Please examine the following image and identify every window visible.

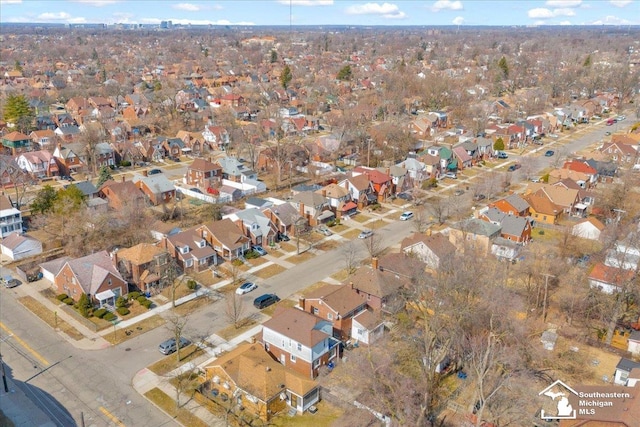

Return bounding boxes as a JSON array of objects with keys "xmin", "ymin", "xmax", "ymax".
[
  {"xmin": 543, "ymin": 216, "xmax": 547, "ymax": 221},
  {"xmin": 297, "ymin": 343, "xmax": 302, "ymax": 351},
  {"xmin": 312, "ymin": 307, "xmax": 319, "ymax": 315},
  {"xmin": 313, "ymin": 359, "xmax": 321, "ymax": 368},
  {"xmin": 327, "ymin": 313, "xmax": 333, "ymax": 320},
  {"xmin": 290, "ymin": 354, "xmax": 296, "ymax": 362}
]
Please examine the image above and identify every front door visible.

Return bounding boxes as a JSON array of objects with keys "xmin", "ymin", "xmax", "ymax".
[
  {"xmin": 280, "ymin": 354, "xmax": 286, "ymax": 366},
  {"xmin": 290, "ymin": 393, "xmax": 297, "ymax": 409}
]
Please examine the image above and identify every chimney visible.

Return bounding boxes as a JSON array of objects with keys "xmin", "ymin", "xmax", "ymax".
[
  {"xmin": 426, "ymin": 229, "xmax": 432, "ymax": 236},
  {"xmin": 386, "ymin": 168, "xmax": 390, "ymax": 176},
  {"xmin": 350, "ymin": 281, "xmax": 354, "ymax": 289},
  {"xmin": 142, "ymin": 169, "xmax": 148, "ymax": 177},
  {"xmin": 299, "ymin": 202, "xmax": 305, "ymax": 216},
  {"xmin": 322, "ymin": 189, "xmax": 326, "ymax": 197},
  {"xmin": 299, "ymin": 297, "xmax": 305, "ymax": 308},
  {"xmin": 121, "ymin": 175, "xmax": 125, "ymax": 183},
  {"xmin": 372, "ymin": 257, "xmax": 379, "ymax": 270}
]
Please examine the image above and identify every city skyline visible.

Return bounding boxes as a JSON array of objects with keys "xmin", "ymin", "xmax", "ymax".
[{"xmin": 0, "ymin": 0, "xmax": 639, "ymax": 27}]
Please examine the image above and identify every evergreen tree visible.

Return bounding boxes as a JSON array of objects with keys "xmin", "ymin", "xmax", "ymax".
[
  {"xmin": 498, "ymin": 56, "xmax": 509, "ymax": 79},
  {"xmin": 270, "ymin": 49, "xmax": 278, "ymax": 63},
  {"xmin": 96, "ymin": 166, "xmax": 114, "ymax": 187},
  {"xmin": 583, "ymin": 54, "xmax": 592, "ymax": 67},
  {"xmin": 78, "ymin": 293, "xmax": 92, "ymax": 317},
  {"xmin": 3, "ymin": 94, "xmax": 33, "ymax": 131},
  {"xmin": 30, "ymin": 185, "xmax": 57, "ymax": 215},
  {"xmin": 493, "ymin": 137, "xmax": 505, "ymax": 152},
  {"xmin": 336, "ymin": 65, "xmax": 352, "ymax": 81},
  {"xmin": 280, "ymin": 65, "xmax": 292, "ymax": 90},
  {"xmin": 14, "ymin": 60, "xmax": 23, "ymax": 73}
]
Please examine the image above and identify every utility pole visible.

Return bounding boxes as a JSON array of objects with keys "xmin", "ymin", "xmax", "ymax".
[
  {"xmin": 541, "ymin": 273, "xmax": 556, "ymax": 322},
  {"xmin": 0, "ymin": 353, "xmax": 8, "ymax": 393}
]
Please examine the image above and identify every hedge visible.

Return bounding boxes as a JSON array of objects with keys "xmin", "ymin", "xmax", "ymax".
[
  {"xmin": 94, "ymin": 308, "xmax": 108, "ymax": 318},
  {"xmin": 128, "ymin": 291, "xmax": 141, "ymax": 300},
  {"xmin": 141, "ymin": 299, "xmax": 153, "ymax": 309},
  {"xmin": 103, "ymin": 312, "xmax": 117, "ymax": 322},
  {"xmin": 63, "ymin": 297, "xmax": 74, "ymax": 305},
  {"xmin": 116, "ymin": 307, "xmax": 130, "ymax": 316},
  {"xmin": 136, "ymin": 295, "xmax": 148, "ymax": 304},
  {"xmin": 57, "ymin": 293, "xmax": 69, "ymax": 301}
]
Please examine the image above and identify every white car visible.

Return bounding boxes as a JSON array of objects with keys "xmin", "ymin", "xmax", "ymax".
[
  {"xmin": 358, "ymin": 230, "xmax": 374, "ymax": 239},
  {"xmin": 236, "ymin": 282, "xmax": 258, "ymax": 295},
  {"xmin": 399, "ymin": 212, "xmax": 414, "ymax": 221}
]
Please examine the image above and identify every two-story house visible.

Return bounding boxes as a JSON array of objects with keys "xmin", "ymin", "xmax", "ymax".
[
  {"xmin": 299, "ymin": 284, "xmax": 369, "ymax": 341},
  {"xmin": 346, "ymin": 257, "xmax": 409, "ymax": 312},
  {"xmin": 16, "ymin": 150, "xmax": 60, "ymax": 178},
  {"xmin": 99, "ymin": 179, "xmax": 147, "ymax": 211},
  {"xmin": 315, "ymin": 184, "xmax": 352, "ymax": 217},
  {"xmin": 290, "ymin": 191, "xmax": 332, "ymax": 227},
  {"xmin": 339, "ymin": 174, "xmax": 375, "ymax": 208},
  {"xmin": 197, "ymin": 219, "xmax": 251, "ymax": 261},
  {"xmin": 262, "ymin": 203, "xmax": 303, "ymax": 239},
  {"xmin": 401, "ymin": 231, "xmax": 457, "ymax": 271},
  {"xmin": 0, "ymin": 195, "xmax": 23, "ymax": 238},
  {"xmin": 53, "ymin": 142, "xmax": 85, "ymax": 175},
  {"xmin": 202, "ymin": 125, "xmax": 230, "ymax": 151},
  {"xmin": 1, "ymin": 131, "xmax": 31, "ymax": 155},
  {"xmin": 479, "ymin": 207, "xmax": 532, "ymax": 243},
  {"xmin": 217, "ymin": 156, "xmax": 257, "ymax": 183},
  {"xmin": 448, "ymin": 218, "xmax": 502, "ymax": 255},
  {"xmin": 29, "ymin": 130, "xmax": 56, "ymax": 150},
  {"xmin": 159, "ymin": 227, "xmax": 217, "ymax": 273},
  {"xmin": 185, "ymin": 158, "xmax": 222, "ymax": 189},
  {"xmin": 224, "ymin": 208, "xmax": 277, "ymax": 248},
  {"xmin": 113, "ymin": 243, "xmax": 169, "ymax": 293},
  {"xmin": 262, "ymin": 307, "xmax": 340, "ymax": 379},
  {"xmin": 489, "ymin": 194, "xmax": 530, "ymax": 217}
]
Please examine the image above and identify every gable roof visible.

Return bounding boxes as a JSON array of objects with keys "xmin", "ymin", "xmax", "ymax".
[
  {"xmin": 132, "ymin": 173, "xmax": 175, "ymax": 194},
  {"xmin": 0, "ymin": 232, "xmax": 39, "ymax": 251},
  {"xmin": 291, "ymin": 191, "xmax": 328, "ymax": 207},
  {"xmin": 589, "ymin": 262, "xmax": 635, "ymax": 286},
  {"xmin": 502, "ymin": 193, "xmax": 530, "ymax": 212},
  {"xmin": 62, "ymin": 251, "xmax": 124, "ymax": 295},
  {"xmin": 523, "ymin": 192, "xmax": 562, "ymax": 216},
  {"xmin": 401, "ymin": 232, "xmax": 456, "ymax": 260},
  {"xmin": 305, "ymin": 284, "xmax": 366, "ymax": 315},
  {"xmin": 482, "ymin": 208, "xmax": 529, "ymax": 237},
  {"xmin": 264, "ymin": 203, "xmax": 301, "ymax": 227},
  {"xmin": 200, "ymin": 219, "xmax": 250, "ymax": 250},
  {"xmin": 263, "ymin": 307, "xmax": 332, "ymax": 348},
  {"xmin": 116, "ymin": 243, "xmax": 165, "ymax": 265},
  {"xmin": 190, "ymin": 157, "xmax": 221, "ymax": 172},
  {"xmin": 316, "ymin": 183, "xmax": 349, "ymax": 199}
]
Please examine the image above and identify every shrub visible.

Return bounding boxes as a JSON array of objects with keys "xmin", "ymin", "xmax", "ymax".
[
  {"xmin": 103, "ymin": 312, "xmax": 117, "ymax": 322},
  {"xmin": 141, "ymin": 299, "xmax": 153, "ymax": 309},
  {"xmin": 63, "ymin": 297, "xmax": 74, "ymax": 305},
  {"xmin": 136, "ymin": 295, "xmax": 148, "ymax": 304},
  {"xmin": 245, "ymin": 250, "xmax": 258, "ymax": 259},
  {"xmin": 119, "ymin": 160, "xmax": 131, "ymax": 167},
  {"xmin": 186, "ymin": 280, "xmax": 197, "ymax": 291},
  {"xmin": 94, "ymin": 308, "xmax": 108, "ymax": 318},
  {"xmin": 232, "ymin": 259, "xmax": 244, "ymax": 267},
  {"xmin": 128, "ymin": 291, "xmax": 141, "ymax": 300},
  {"xmin": 56, "ymin": 293, "xmax": 68, "ymax": 301},
  {"xmin": 115, "ymin": 296, "xmax": 127, "ymax": 308},
  {"xmin": 539, "ymin": 230, "xmax": 545, "ymax": 235},
  {"xmin": 116, "ymin": 307, "xmax": 130, "ymax": 316}
]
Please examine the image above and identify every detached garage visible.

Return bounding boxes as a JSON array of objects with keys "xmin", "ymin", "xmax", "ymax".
[{"xmin": 1, "ymin": 232, "xmax": 43, "ymax": 261}]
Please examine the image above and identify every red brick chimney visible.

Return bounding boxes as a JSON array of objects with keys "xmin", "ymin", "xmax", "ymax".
[
  {"xmin": 372, "ymin": 257, "xmax": 379, "ymax": 270},
  {"xmin": 299, "ymin": 202, "xmax": 305, "ymax": 216},
  {"xmin": 142, "ymin": 169, "xmax": 148, "ymax": 177}
]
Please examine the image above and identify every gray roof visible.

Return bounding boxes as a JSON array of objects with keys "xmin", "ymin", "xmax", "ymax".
[
  {"xmin": 266, "ymin": 203, "xmax": 301, "ymax": 227},
  {"xmin": 292, "ymin": 191, "xmax": 328, "ymax": 208},
  {"xmin": 64, "ymin": 251, "xmax": 124, "ymax": 295},
  {"xmin": 503, "ymin": 194, "xmax": 530, "ymax": 213},
  {"xmin": 455, "ymin": 218, "xmax": 501, "ymax": 237},
  {"xmin": 132, "ymin": 173, "xmax": 175, "ymax": 194},
  {"xmin": 292, "ymin": 183, "xmax": 322, "ymax": 193},
  {"xmin": 484, "ymin": 208, "xmax": 528, "ymax": 237},
  {"xmin": 616, "ymin": 358, "xmax": 640, "ymax": 373},
  {"xmin": 71, "ymin": 181, "xmax": 98, "ymax": 197},
  {"xmin": 245, "ymin": 197, "xmax": 272, "ymax": 209}
]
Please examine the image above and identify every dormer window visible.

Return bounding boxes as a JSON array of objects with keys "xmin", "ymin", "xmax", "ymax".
[
  {"xmin": 179, "ymin": 246, "xmax": 189, "ymax": 254},
  {"xmin": 197, "ymin": 239, "xmax": 206, "ymax": 248}
]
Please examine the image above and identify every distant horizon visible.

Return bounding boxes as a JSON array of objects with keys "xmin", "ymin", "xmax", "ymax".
[{"xmin": 0, "ymin": 1, "xmax": 638, "ymax": 27}]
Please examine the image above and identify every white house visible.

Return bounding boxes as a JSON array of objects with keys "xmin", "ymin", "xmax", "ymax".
[
  {"xmin": 0, "ymin": 232, "xmax": 43, "ymax": 261},
  {"xmin": 614, "ymin": 358, "xmax": 640, "ymax": 386},
  {"xmin": 628, "ymin": 331, "xmax": 640, "ymax": 356},
  {"xmin": 351, "ymin": 310, "xmax": 385, "ymax": 345},
  {"xmin": 0, "ymin": 195, "xmax": 23, "ymax": 238},
  {"xmin": 401, "ymin": 232, "xmax": 456, "ymax": 270},
  {"xmin": 16, "ymin": 150, "xmax": 59, "ymax": 178},
  {"xmin": 572, "ymin": 217, "xmax": 605, "ymax": 241}
]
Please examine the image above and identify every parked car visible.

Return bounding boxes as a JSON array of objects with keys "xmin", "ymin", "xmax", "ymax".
[
  {"xmin": 473, "ymin": 194, "xmax": 486, "ymax": 201},
  {"xmin": 544, "ymin": 150, "xmax": 555, "ymax": 157},
  {"xmin": 548, "ymin": 133, "xmax": 559, "ymax": 138},
  {"xmin": 277, "ymin": 233, "xmax": 290, "ymax": 242},
  {"xmin": 252, "ymin": 245, "xmax": 267, "ymax": 256},
  {"xmin": 606, "ymin": 119, "xmax": 615, "ymax": 126},
  {"xmin": 3, "ymin": 277, "xmax": 21, "ymax": 288},
  {"xmin": 158, "ymin": 337, "xmax": 190, "ymax": 355},
  {"xmin": 315, "ymin": 225, "xmax": 333, "ymax": 236},
  {"xmin": 399, "ymin": 211, "xmax": 414, "ymax": 221},
  {"xmin": 497, "ymin": 152, "xmax": 508, "ymax": 159},
  {"xmin": 454, "ymin": 189, "xmax": 465, "ymax": 196},
  {"xmin": 605, "ymin": 131, "xmax": 611, "ymax": 136},
  {"xmin": 444, "ymin": 172, "xmax": 457, "ymax": 179},
  {"xmin": 397, "ymin": 192, "xmax": 413, "ymax": 201},
  {"xmin": 358, "ymin": 230, "xmax": 374, "ymax": 239},
  {"xmin": 148, "ymin": 168, "xmax": 162, "ymax": 175},
  {"xmin": 236, "ymin": 282, "xmax": 258, "ymax": 295},
  {"xmin": 507, "ymin": 164, "xmax": 521, "ymax": 172},
  {"xmin": 617, "ymin": 115, "xmax": 626, "ymax": 121},
  {"xmin": 253, "ymin": 293, "xmax": 280, "ymax": 309},
  {"xmin": 531, "ymin": 177, "xmax": 542, "ymax": 183}
]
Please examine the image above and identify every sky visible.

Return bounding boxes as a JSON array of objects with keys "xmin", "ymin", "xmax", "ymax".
[{"xmin": 0, "ymin": 0, "xmax": 639, "ymax": 27}]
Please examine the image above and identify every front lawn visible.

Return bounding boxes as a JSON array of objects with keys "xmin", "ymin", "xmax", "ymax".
[
  {"xmin": 103, "ymin": 314, "xmax": 166, "ymax": 345},
  {"xmin": 144, "ymin": 388, "xmax": 208, "ymax": 427},
  {"xmin": 252, "ymin": 263, "xmax": 286, "ymax": 279},
  {"xmin": 17, "ymin": 296, "xmax": 84, "ymax": 340},
  {"xmin": 147, "ymin": 344, "xmax": 205, "ymax": 375}
]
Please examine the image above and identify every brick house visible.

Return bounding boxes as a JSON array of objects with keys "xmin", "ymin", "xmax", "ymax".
[
  {"xmin": 489, "ymin": 194, "xmax": 530, "ymax": 217},
  {"xmin": 159, "ymin": 227, "xmax": 217, "ymax": 273},
  {"xmin": 197, "ymin": 219, "xmax": 251, "ymax": 261},
  {"xmin": 99, "ymin": 179, "xmax": 147, "ymax": 211},
  {"xmin": 131, "ymin": 173, "xmax": 176, "ymax": 206},
  {"xmin": 185, "ymin": 158, "xmax": 222, "ymax": 189},
  {"xmin": 262, "ymin": 307, "xmax": 340, "ymax": 379},
  {"xmin": 113, "ymin": 243, "xmax": 169, "ymax": 292}
]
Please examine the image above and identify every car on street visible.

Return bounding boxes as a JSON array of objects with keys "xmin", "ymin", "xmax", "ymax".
[
  {"xmin": 236, "ymin": 282, "xmax": 258, "ymax": 295},
  {"xmin": 605, "ymin": 131, "xmax": 611, "ymax": 136},
  {"xmin": 3, "ymin": 278, "xmax": 21, "ymax": 288},
  {"xmin": 358, "ymin": 230, "xmax": 374, "ymax": 239},
  {"xmin": 252, "ymin": 245, "xmax": 267, "ymax": 256},
  {"xmin": 548, "ymin": 133, "xmax": 559, "ymax": 138},
  {"xmin": 507, "ymin": 164, "xmax": 521, "ymax": 172},
  {"xmin": 454, "ymin": 189, "xmax": 465, "ymax": 196},
  {"xmin": 397, "ymin": 192, "xmax": 413, "ymax": 201},
  {"xmin": 315, "ymin": 225, "xmax": 333, "ymax": 236},
  {"xmin": 544, "ymin": 150, "xmax": 555, "ymax": 157},
  {"xmin": 277, "ymin": 233, "xmax": 290, "ymax": 242},
  {"xmin": 158, "ymin": 337, "xmax": 190, "ymax": 355},
  {"xmin": 617, "ymin": 115, "xmax": 626, "ymax": 121},
  {"xmin": 148, "ymin": 168, "xmax": 162, "ymax": 175},
  {"xmin": 497, "ymin": 152, "xmax": 508, "ymax": 159},
  {"xmin": 606, "ymin": 119, "xmax": 615, "ymax": 126},
  {"xmin": 253, "ymin": 293, "xmax": 280, "ymax": 309},
  {"xmin": 530, "ymin": 177, "xmax": 542, "ymax": 183},
  {"xmin": 399, "ymin": 211, "xmax": 414, "ymax": 221},
  {"xmin": 444, "ymin": 172, "xmax": 457, "ymax": 179}
]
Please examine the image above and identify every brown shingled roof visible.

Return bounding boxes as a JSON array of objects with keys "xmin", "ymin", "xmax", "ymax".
[
  {"xmin": 304, "ymin": 284, "xmax": 366, "ymax": 315},
  {"xmin": 263, "ymin": 307, "xmax": 331, "ymax": 348}
]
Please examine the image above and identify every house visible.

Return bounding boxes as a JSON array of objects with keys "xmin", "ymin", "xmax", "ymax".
[
  {"xmin": 346, "ymin": 257, "xmax": 409, "ymax": 312},
  {"xmin": 448, "ymin": 218, "xmax": 501, "ymax": 255},
  {"xmin": 54, "ymin": 124, "xmax": 81, "ymax": 141},
  {"xmin": 217, "ymin": 156, "xmax": 257, "ymax": 183},
  {"xmin": 628, "ymin": 331, "xmax": 640, "ymax": 356},
  {"xmin": 0, "ymin": 195, "xmax": 23, "ymax": 238},
  {"xmin": 262, "ymin": 203, "xmax": 303, "ymax": 238},
  {"xmin": 614, "ymin": 358, "xmax": 640, "ymax": 386},
  {"xmin": 548, "ymin": 168, "xmax": 590, "ymax": 189},
  {"xmin": 262, "ymin": 307, "xmax": 340, "ymax": 379},
  {"xmin": 94, "ymin": 142, "xmax": 116, "ymax": 169},
  {"xmin": 316, "ymin": 183, "xmax": 350, "ymax": 214},
  {"xmin": 69, "ymin": 180, "xmax": 99, "ymax": 199},
  {"xmin": 290, "ymin": 191, "xmax": 332, "ymax": 227},
  {"xmin": 53, "ymin": 143, "xmax": 84, "ymax": 175},
  {"xmin": 0, "ymin": 232, "xmax": 42, "ymax": 261},
  {"xmin": 159, "ymin": 227, "xmax": 217, "ymax": 272},
  {"xmin": 588, "ymin": 262, "xmax": 635, "ymax": 294},
  {"xmin": 401, "ymin": 231, "xmax": 456, "ymax": 271},
  {"xmin": 29, "ymin": 129, "xmax": 56, "ymax": 150},
  {"xmin": 197, "ymin": 219, "xmax": 251, "ymax": 261},
  {"xmin": 299, "ymin": 284, "xmax": 369, "ymax": 341},
  {"xmin": 200, "ymin": 343, "xmax": 320, "ymax": 421},
  {"xmin": 559, "ymin": 383, "xmax": 640, "ymax": 426},
  {"xmin": 1, "ymin": 131, "xmax": 31, "ymax": 155},
  {"xmin": 339, "ymin": 174, "xmax": 374, "ymax": 207},
  {"xmin": 202, "ymin": 125, "xmax": 230, "ymax": 151},
  {"xmin": 572, "ymin": 217, "xmax": 605, "ymax": 240},
  {"xmin": 352, "ymin": 167, "xmax": 393, "ymax": 201},
  {"xmin": 99, "ymin": 179, "xmax": 147, "ymax": 211},
  {"xmin": 526, "ymin": 184, "xmax": 581, "ymax": 216},
  {"xmin": 452, "ymin": 146, "xmax": 472, "ymax": 170},
  {"xmin": 113, "ymin": 243, "xmax": 169, "ymax": 292},
  {"xmin": 16, "ymin": 150, "xmax": 60, "ymax": 178},
  {"xmin": 224, "ymin": 208, "xmax": 277, "ymax": 247},
  {"xmin": 562, "ymin": 160, "xmax": 598, "ymax": 185},
  {"xmin": 523, "ymin": 192, "xmax": 563, "ymax": 225},
  {"xmin": 600, "ymin": 140, "xmax": 639, "ymax": 165},
  {"xmin": 395, "ymin": 157, "xmax": 428, "ymax": 188},
  {"xmin": 53, "ymin": 251, "xmax": 126, "ymax": 307},
  {"xmin": 479, "ymin": 207, "xmax": 532, "ymax": 243},
  {"xmin": 185, "ymin": 158, "xmax": 222, "ymax": 189},
  {"xmin": 132, "ymin": 173, "xmax": 176, "ymax": 206},
  {"xmin": 489, "ymin": 194, "xmax": 530, "ymax": 217},
  {"xmin": 351, "ymin": 309, "xmax": 385, "ymax": 345}
]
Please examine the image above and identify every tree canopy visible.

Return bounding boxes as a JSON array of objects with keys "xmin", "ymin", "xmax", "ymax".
[
  {"xmin": 336, "ymin": 65, "xmax": 352, "ymax": 81},
  {"xmin": 493, "ymin": 137, "xmax": 505, "ymax": 152},
  {"xmin": 3, "ymin": 94, "xmax": 33, "ymax": 132},
  {"xmin": 96, "ymin": 166, "xmax": 114, "ymax": 187},
  {"xmin": 280, "ymin": 65, "xmax": 292, "ymax": 90}
]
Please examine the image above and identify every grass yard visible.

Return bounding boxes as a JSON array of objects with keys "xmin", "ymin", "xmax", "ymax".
[
  {"xmin": 330, "ymin": 270, "xmax": 350, "ymax": 282},
  {"xmin": 340, "ymin": 229, "xmax": 361, "ymax": 240},
  {"xmin": 261, "ymin": 298, "xmax": 296, "ymax": 317},
  {"xmin": 533, "ymin": 227, "xmax": 564, "ymax": 243},
  {"xmin": 159, "ymin": 280, "xmax": 197, "ymax": 301},
  {"xmin": 172, "ymin": 295, "xmax": 213, "ymax": 317},
  {"xmin": 144, "ymin": 388, "xmax": 208, "ymax": 427},
  {"xmin": 270, "ymin": 400, "xmax": 345, "ymax": 427},
  {"xmin": 191, "ymin": 268, "xmax": 224, "ymax": 286},
  {"xmin": 246, "ymin": 256, "xmax": 269, "ymax": 267},
  {"xmin": 368, "ymin": 219, "xmax": 387, "ymax": 230},
  {"xmin": 301, "ymin": 281, "xmax": 336, "ymax": 296},
  {"xmin": 17, "ymin": 296, "xmax": 84, "ymax": 340},
  {"xmin": 349, "ymin": 214, "xmax": 370, "ymax": 223},
  {"xmin": 330, "ymin": 223, "xmax": 349, "ymax": 233},
  {"xmin": 147, "ymin": 344, "xmax": 205, "ymax": 376},
  {"xmin": 40, "ymin": 287, "xmax": 62, "ymax": 305},
  {"xmin": 286, "ymin": 251, "xmax": 315, "ymax": 264},
  {"xmin": 217, "ymin": 316, "xmax": 259, "ymax": 341},
  {"xmin": 316, "ymin": 240, "xmax": 340, "ymax": 251},
  {"xmin": 279, "ymin": 242, "xmax": 297, "ymax": 252},
  {"xmin": 103, "ymin": 314, "xmax": 166, "ymax": 345},
  {"xmin": 252, "ymin": 263, "xmax": 286, "ymax": 279}
]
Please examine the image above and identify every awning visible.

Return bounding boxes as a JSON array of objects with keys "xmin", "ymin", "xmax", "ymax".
[
  {"xmin": 447, "ymin": 160, "xmax": 458, "ymax": 170},
  {"xmin": 317, "ymin": 210, "xmax": 335, "ymax": 221},
  {"xmin": 574, "ymin": 203, "xmax": 588, "ymax": 210},
  {"xmin": 95, "ymin": 289, "xmax": 115, "ymax": 301},
  {"xmin": 341, "ymin": 201, "xmax": 357, "ymax": 211}
]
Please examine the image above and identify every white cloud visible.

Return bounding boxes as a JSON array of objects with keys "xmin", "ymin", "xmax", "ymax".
[
  {"xmin": 528, "ymin": 8, "xmax": 555, "ymax": 18},
  {"xmin": 610, "ymin": 0, "xmax": 632, "ymax": 7},
  {"xmin": 70, "ymin": 0, "xmax": 119, "ymax": 6},
  {"xmin": 432, "ymin": 0, "xmax": 463, "ymax": 11},
  {"xmin": 553, "ymin": 8, "xmax": 576, "ymax": 16},
  {"xmin": 33, "ymin": 11, "xmax": 87, "ymax": 23},
  {"xmin": 591, "ymin": 14, "xmax": 634, "ymax": 24},
  {"xmin": 0, "ymin": 0, "xmax": 23, "ymax": 5},
  {"xmin": 559, "ymin": 20, "xmax": 572, "ymax": 25},
  {"xmin": 546, "ymin": 0, "xmax": 581, "ymax": 6},
  {"xmin": 345, "ymin": 2, "xmax": 405, "ymax": 18},
  {"xmin": 452, "ymin": 16, "xmax": 464, "ymax": 25},
  {"xmin": 173, "ymin": 3, "xmax": 200, "ymax": 11},
  {"xmin": 276, "ymin": 0, "xmax": 333, "ymax": 5}
]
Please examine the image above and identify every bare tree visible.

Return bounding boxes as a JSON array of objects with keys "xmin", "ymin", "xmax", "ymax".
[
  {"xmin": 341, "ymin": 240, "xmax": 359, "ymax": 276},
  {"xmin": 225, "ymin": 291, "xmax": 246, "ymax": 329},
  {"xmin": 362, "ymin": 230, "xmax": 384, "ymax": 259},
  {"xmin": 412, "ymin": 206, "xmax": 431, "ymax": 233},
  {"xmin": 426, "ymin": 197, "xmax": 450, "ymax": 225},
  {"xmin": 166, "ymin": 313, "xmax": 188, "ymax": 363}
]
